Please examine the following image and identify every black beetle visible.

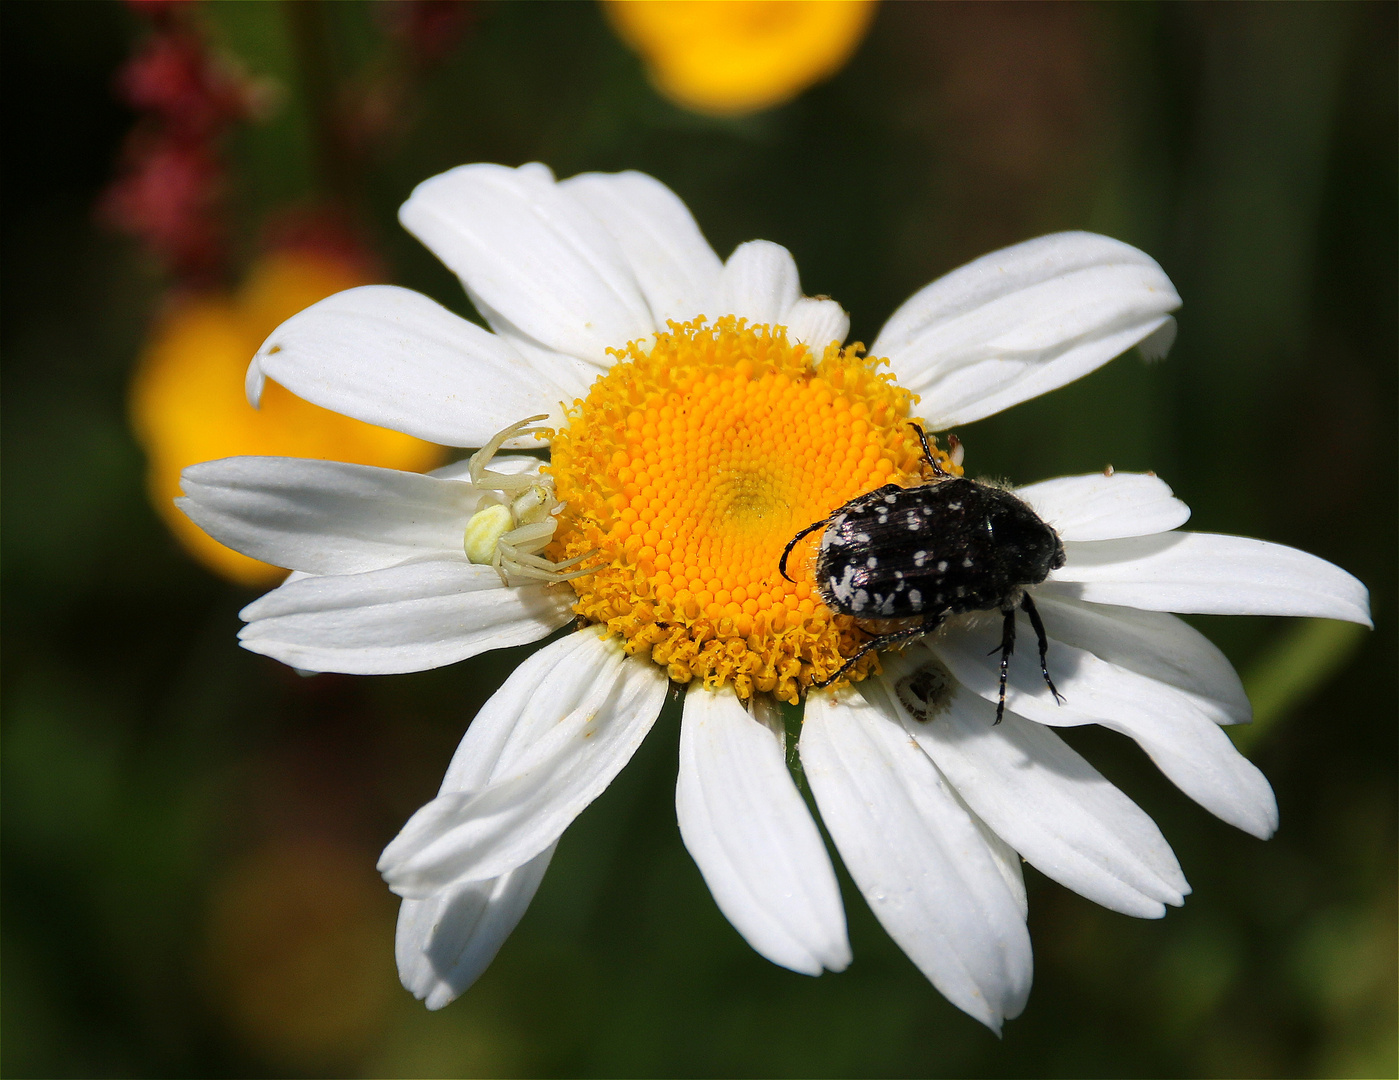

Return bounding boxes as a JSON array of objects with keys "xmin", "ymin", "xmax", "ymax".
[{"xmin": 780, "ymin": 424, "xmax": 1065, "ymax": 722}]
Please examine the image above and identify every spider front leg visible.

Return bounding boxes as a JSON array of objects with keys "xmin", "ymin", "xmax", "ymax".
[{"xmin": 469, "ymin": 413, "xmax": 551, "ymax": 493}]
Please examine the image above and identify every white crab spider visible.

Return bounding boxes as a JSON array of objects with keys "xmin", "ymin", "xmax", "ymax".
[{"xmin": 461, "ymin": 414, "xmax": 599, "ymax": 586}]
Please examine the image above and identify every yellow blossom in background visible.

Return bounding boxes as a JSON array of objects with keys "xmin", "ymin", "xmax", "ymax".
[
  {"xmin": 604, "ymin": 0, "xmax": 878, "ymax": 116},
  {"xmin": 131, "ymin": 250, "xmax": 445, "ymax": 585},
  {"xmin": 203, "ymin": 838, "xmax": 397, "ymax": 1071}
]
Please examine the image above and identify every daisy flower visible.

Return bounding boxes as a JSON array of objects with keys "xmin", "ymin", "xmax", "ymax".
[{"xmin": 178, "ymin": 163, "xmax": 1370, "ymax": 1032}]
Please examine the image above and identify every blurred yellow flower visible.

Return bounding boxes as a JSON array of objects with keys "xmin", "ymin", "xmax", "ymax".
[
  {"xmin": 203, "ymin": 838, "xmax": 397, "ymax": 1070},
  {"xmin": 604, "ymin": 0, "xmax": 878, "ymax": 115},
  {"xmin": 131, "ymin": 249, "xmax": 445, "ymax": 585}
]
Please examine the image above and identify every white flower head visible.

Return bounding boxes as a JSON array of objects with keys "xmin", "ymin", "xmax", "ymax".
[{"xmin": 178, "ymin": 163, "xmax": 1371, "ymax": 1032}]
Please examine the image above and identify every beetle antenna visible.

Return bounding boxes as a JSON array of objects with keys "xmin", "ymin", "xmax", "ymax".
[
  {"xmin": 909, "ymin": 422, "xmax": 951, "ymax": 478},
  {"xmin": 778, "ymin": 516, "xmax": 831, "ymax": 582}
]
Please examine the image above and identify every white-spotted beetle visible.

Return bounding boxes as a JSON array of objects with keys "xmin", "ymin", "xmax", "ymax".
[{"xmin": 780, "ymin": 424, "xmax": 1065, "ymax": 722}]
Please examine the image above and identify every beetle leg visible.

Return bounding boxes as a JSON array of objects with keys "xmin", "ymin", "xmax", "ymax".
[
  {"xmin": 809, "ymin": 616, "xmax": 941, "ymax": 690},
  {"xmin": 991, "ymin": 606, "xmax": 1017, "ymax": 724},
  {"xmin": 1020, "ymin": 593, "xmax": 1064, "ymax": 706},
  {"xmin": 909, "ymin": 421, "xmax": 951, "ymax": 478},
  {"xmin": 778, "ymin": 516, "xmax": 832, "ymax": 582}
]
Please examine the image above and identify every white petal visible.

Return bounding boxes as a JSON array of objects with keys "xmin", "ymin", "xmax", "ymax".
[
  {"xmin": 379, "ymin": 629, "xmax": 667, "ymax": 896},
  {"xmin": 1138, "ymin": 316, "xmax": 1177, "ymax": 361},
  {"xmin": 1016, "ymin": 472, "xmax": 1191, "ymax": 542},
  {"xmin": 801, "ymin": 687, "xmax": 1032, "ymax": 1032},
  {"xmin": 560, "ymin": 171, "xmax": 722, "ymax": 327},
  {"xmin": 461, "ymin": 300, "xmax": 601, "ymax": 405},
  {"xmin": 1123, "ymin": 715, "xmax": 1277, "ymax": 839},
  {"xmin": 246, "ymin": 285, "xmax": 569, "ymax": 445},
  {"xmin": 872, "ymin": 232, "xmax": 1181, "ymax": 429},
  {"xmin": 178, "ymin": 457, "xmax": 484, "ymax": 575},
  {"xmin": 719, "ymin": 240, "xmax": 802, "ymax": 326},
  {"xmin": 1048, "ymin": 532, "xmax": 1373, "ymax": 625},
  {"xmin": 933, "ymin": 615, "xmax": 1278, "ymax": 838},
  {"xmin": 399, "ymin": 162, "xmax": 656, "ymax": 366},
  {"xmin": 784, "ymin": 297, "xmax": 850, "ymax": 353},
  {"xmin": 868, "ymin": 651, "xmax": 1187, "ymax": 918},
  {"xmin": 676, "ymin": 685, "xmax": 850, "ymax": 976},
  {"xmin": 238, "ymin": 557, "xmax": 572, "ymax": 674},
  {"xmin": 395, "ymin": 842, "xmax": 555, "ymax": 1010},
  {"xmin": 968, "ymin": 804, "xmax": 1028, "ymax": 920},
  {"xmin": 1031, "ymin": 594, "xmax": 1250, "ymax": 724}
]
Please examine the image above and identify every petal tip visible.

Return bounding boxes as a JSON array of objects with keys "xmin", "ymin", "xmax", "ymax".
[
  {"xmin": 379, "ymin": 860, "xmax": 436, "ymax": 900},
  {"xmin": 1137, "ymin": 315, "xmax": 1177, "ymax": 362},
  {"xmin": 423, "ymin": 987, "xmax": 456, "ymax": 1011},
  {"xmin": 245, "ymin": 356, "xmax": 266, "ymax": 408}
]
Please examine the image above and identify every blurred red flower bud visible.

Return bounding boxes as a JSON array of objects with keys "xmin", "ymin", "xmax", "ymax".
[
  {"xmin": 118, "ymin": 29, "xmax": 256, "ymax": 139},
  {"xmin": 379, "ymin": 0, "xmax": 477, "ymax": 66},
  {"xmin": 99, "ymin": 131, "xmax": 226, "ymax": 282}
]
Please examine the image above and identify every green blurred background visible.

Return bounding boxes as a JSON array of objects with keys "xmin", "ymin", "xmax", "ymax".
[{"xmin": 2, "ymin": 2, "xmax": 1394, "ymax": 1077}]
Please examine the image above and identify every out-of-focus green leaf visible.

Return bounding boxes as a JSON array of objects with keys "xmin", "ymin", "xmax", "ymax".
[
  {"xmin": 201, "ymin": 2, "xmax": 317, "ymax": 223},
  {"xmin": 1233, "ymin": 617, "xmax": 1370, "ymax": 750}
]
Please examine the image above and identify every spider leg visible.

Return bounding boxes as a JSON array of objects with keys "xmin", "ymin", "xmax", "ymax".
[
  {"xmin": 1020, "ymin": 593, "xmax": 1064, "ymax": 705},
  {"xmin": 779, "ymin": 517, "xmax": 832, "ymax": 582},
  {"xmin": 469, "ymin": 414, "xmax": 550, "ymax": 489}
]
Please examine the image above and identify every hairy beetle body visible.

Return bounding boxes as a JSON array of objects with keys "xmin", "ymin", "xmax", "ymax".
[
  {"xmin": 815, "ymin": 477, "xmax": 1064, "ymax": 621},
  {"xmin": 780, "ymin": 425, "xmax": 1067, "ymax": 721}
]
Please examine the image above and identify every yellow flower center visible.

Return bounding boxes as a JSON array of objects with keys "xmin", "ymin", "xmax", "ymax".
[{"xmin": 546, "ymin": 316, "xmax": 958, "ymax": 703}]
